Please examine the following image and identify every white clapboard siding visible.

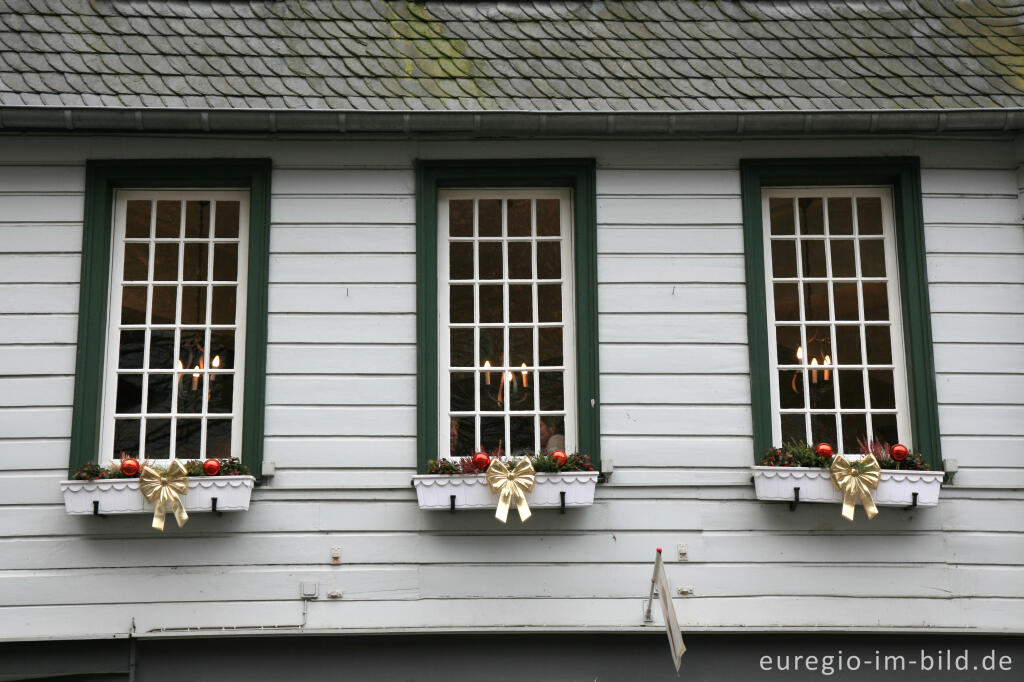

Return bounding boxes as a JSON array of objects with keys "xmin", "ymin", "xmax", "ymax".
[{"xmin": 0, "ymin": 139, "xmax": 1022, "ymax": 643}]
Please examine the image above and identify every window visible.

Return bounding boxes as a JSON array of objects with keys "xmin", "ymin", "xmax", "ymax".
[
  {"xmin": 70, "ymin": 161, "xmax": 271, "ymax": 478},
  {"xmin": 101, "ymin": 192, "xmax": 248, "ymax": 462},
  {"xmin": 741, "ymin": 158, "xmax": 941, "ymax": 468},
  {"xmin": 416, "ymin": 160, "xmax": 599, "ymax": 472}
]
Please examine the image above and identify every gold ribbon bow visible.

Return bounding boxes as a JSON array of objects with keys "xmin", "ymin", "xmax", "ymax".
[
  {"xmin": 486, "ymin": 457, "xmax": 536, "ymax": 523},
  {"xmin": 139, "ymin": 460, "xmax": 190, "ymax": 531},
  {"xmin": 830, "ymin": 454, "xmax": 881, "ymax": 521}
]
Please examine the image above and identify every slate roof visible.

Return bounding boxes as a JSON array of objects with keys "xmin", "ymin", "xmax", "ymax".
[{"xmin": 1, "ymin": 0, "xmax": 1022, "ymax": 133}]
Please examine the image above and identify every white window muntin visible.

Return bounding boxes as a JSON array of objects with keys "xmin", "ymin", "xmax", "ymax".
[
  {"xmin": 762, "ymin": 187, "xmax": 910, "ymax": 454},
  {"xmin": 438, "ymin": 188, "xmax": 577, "ymax": 457},
  {"xmin": 99, "ymin": 189, "xmax": 249, "ymax": 463}
]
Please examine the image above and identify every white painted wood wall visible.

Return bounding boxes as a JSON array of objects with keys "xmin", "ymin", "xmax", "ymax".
[{"xmin": 0, "ymin": 135, "xmax": 1021, "ymax": 640}]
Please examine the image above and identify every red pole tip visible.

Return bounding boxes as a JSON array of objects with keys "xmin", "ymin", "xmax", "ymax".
[{"xmin": 656, "ymin": 547, "xmax": 663, "ymax": 553}]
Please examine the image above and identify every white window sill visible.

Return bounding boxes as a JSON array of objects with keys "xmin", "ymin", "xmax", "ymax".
[
  {"xmin": 59, "ymin": 475, "xmax": 255, "ymax": 515},
  {"xmin": 412, "ymin": 471, "xmax": 598, "ymax": 510}
]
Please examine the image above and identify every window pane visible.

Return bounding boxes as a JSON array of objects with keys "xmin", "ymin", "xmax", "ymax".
[
  {"xmin": 153, "ymin": 243, "xmax": 178, "ymax": 281},
  {"xmin": 835, "ymin": 326, "xmax": 861, "ymax": 364},
  {"xmin": 211, "ymin": 286, "xmax": 236, "ymax": 325},
  {"xmin": 147, "ymin": 374, "xmax": 172, "ymax": 413},
  {"xmin": 449, "ymin": 200, "xmax": 473, "ymax": 237},
  {"xmin": 509, "ymin": 327, "xmax": 533, "ymax": 367},
  {"xmin": 538, "ymin": 327, "xmax": 563, "ymax": 366},
  {"xmin": 449, "ymin": 242, "xmax": 473, "ymax": 280},
  {"xmin": 868, "ymin": 370, "xmax": 896, "ymax": 409},
  {"xmin": 181, "ymin": 286, "xmax": 207, "ymax": 325},
  {"xmin": 123, "ymin": 243, "xmax": 149, "ymax": 281},
  {"xmin": 175, "ymin": 419, "xmax": 202, "ymax": 459},
  {"xmin": 209, "ymin": 330, "xmax": 235, "ymax": 370},
  {"xmin": 862, "ymin": 282, "xmax": 889, "ymax": 320},
  {"xmin": 841, "ymin": 414, "xmax": 867, "ymax": 454},
  {"xmin": 478, "ymin": 327, "xmax": 503, "ymax": 369},
  {"xmin": 872, "ymin": 413, "xmax": 898, "ymax": 445},
  {"xmin": 803, "ymin": 283, "xmax": 829, "ymax": 321},
  {"xmin": 779, "ymin": 370, "xmax": 804, "ymax": 409},
  {"xmin": 179, "ymin": 329, "xmax": 205, "ymax": 373},
  {"xmin": 864, "ymin": 326, "xmax": 892, "ymax": 365},
  {"xmin": 450, "ymin": 328, "xmax": 473, "ymax": 367},
  {"xmin": 857, "ymin": 197, "xmax": 883, "ymax": 235},
  {"xmin": 808, "ymin": 369, "xmax": 834, "ymax": 409},
  {"xmin": 769, "ymin": 198, "xmax": 794, "ymax": 235},
  {"xmin": 775, "ymin": 326, "xmax": 801, "ymax": 365},
  {"xmin": 215, "ymin": 201, "xmax": 240, "ymax": 238},
  {"xmin": 480, "ymin": 370, "xmax": 501, "ymax": 412},
  {"xmin": 145, "ymin": 419, "xmax": 171, "ymax": 458},
  {"xmin": 480, "ymin": 416, "xmax": 505, "ymax": 456},
  {"xmin": 801, "ymin": 240, "xmax": 826, "ymax": 278},
  {"xmin": 773, "ymin": 283, "xmax": 799, "ymax": 321},
  {"xmin": 770, "ymin": 240, "xmax": 796, "ymax": 278},
  {"xmin": 177, "ymin": 371, "xmax": 204, "ymax": 413},
  {"xmin": 540, "ymin": 371, "xmax": 564, "ymax": 410},
  {"xmin": 780, "ymin": 413, "xmax": 805, "ymax": 443},
  {"xmin": 508, "ymin": 199, "xmax": 531, "ymax": 237},
  {"xmin": 478, "ymin": 241, "xmax": 502, "ymax": 280},
  {"xmin": 449, "ymin": 416, "xmax": 474, "ymax": 458},
  {"xmin": 213, "ymin": 243, "xmax": 238, "ymax": 281},
  {"xmin": 450, "ymin": 372, "xmax": 474, "ymax": 412},
  {"xmin": 478, "ymin": 285, "xmax": 502, "ymax": 323},
  {"xmin": 125, "ymin": 200, "xmax": 151, "ymax": 238},
  {"xmin": 837, "ymin": 370, "xmax": 865, "ymax": 408},
  {"xmin": 479, "ymin": 199, "xmax": 501, "ymax": 237},
  {"xmin": 206, "ymin": 419, "xmax": 232, "ymax": 460},
  {"xmin": 509, "ymin": 284, "xmax": 533, "ymax": 323},
  {"xmin": 450, "ymin": 285, "xmax": 473, "ymax": 323},
  {"xmin": 119, "ymin": 330, "xmax": 145, "ymax": 369},
  {"xmin": 510, "ymin": 416, "xmax": 535, "ymax": 455},
  {"xmin": 155, "ymin": 200, "xmax": 180, "ymax": 238},
  {"xmin": 114, "ymin": 418, "xmax": 140, "ymax": 457},
  {"xmin": 208, "ymin": 374, "xmax": 233, "ymax": 414},
  {"xmin": 798, "ymin": 198, "xmax": 824, "ymax": 235},
  {"xmin": 185, "ymin": 201, "xmax": 211, "ymax": 238},
  {"xmin": 183, "ymin": 243, "xmax": 208, "ymax": 281},
  {"xmin": 508, "ymin": 242, "xmax": 532, "ymax": 279},
  {"xmin": 827, "ymin": 197, "xmax": 853, "ymax": 235},
  {"xmin": 151, "ymin": 286, "xmax": 176, "ymax": 324},
  {"xmin": 149, "ymin": 330, "xmax": 175, "ymax": 369},
  {"xmin": 830, "ymin": 240, "xmax": 855, "ymax": 277},
  {"xmin": 860, "ymin": 240, "xmax": 886, "ymax": 277},
  {"xmin": 506, "ymin": 369, "xmax": 531, "ymax": 410},
  {"xmin": 537, "ymin": 284, "xmax": 561, "ymax": 322},
  {"xmin": 536, "ymin": 199, "xmax": 560, "ymax": 237},
  {"xmin": 121, "ymin": 286, "xmax": 147, "ymax": 324},
  {"xmin": 537, "ymin": 241, "xmax": 561, "ymax": 279},
  {"xmin": 811, "ymin": 413, "xmax": 837, "ymax": 448},
  {"xmin": 115, "ymin": 374, "xmax": 143, "ymax": 414},
  {"xmin": 833, "ymin": 282, "xmax": 858, "ymax": 320}
]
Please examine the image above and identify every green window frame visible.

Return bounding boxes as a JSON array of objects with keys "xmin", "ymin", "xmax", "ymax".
[
  {"xmin": 69, "ymin": 159, "xmax": 272, "ymax": 479},
  {"xmin": 740, "ymin": 157, "xmax": 941, "ymax": 470},
  {"xmin": 415, "ymin": 159, "xmax": 600, "ymax": 473}
]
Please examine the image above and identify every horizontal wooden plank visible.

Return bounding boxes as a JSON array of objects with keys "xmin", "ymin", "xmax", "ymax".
[
  {"xmin": 597, "ymin": 169, "xmax": 740, "ymax": 196},
  {"xmin": 601, "ymin": 375, "xmax": 750, "ymax": 405},
  {"xmin": 266, "ymin": 375, "xmax": 415, "ymax": 406},
  {"xmin": 598, "ymin": 254, "xmax": 745, "ymax": 283},
  {"xmin": 925, "ymin": 225, "xmax": 1024, "ymax": 254},
  {"xmin": 0, "ymin": 439, "xmax": 70, "ymax": 470},
  {"xmin": 0, "ymin": 314, "xmax": 77, "ymax": 344},
  {"xmin": 939, "ymin": 405, "xmax": 1024, "ymax": 437},
  {"xmin": 270, "ymin": 225, "xmax": 414, "ymax": 254},
  {"xmin": 936, "ymin": 374, "xmax": 1024, "ymax": 406},
  {"xmin": 268, "ymin": 469, "xmax": 415, "ymax": 489},
  {"xmin": 601, "ymin": 343, "xmax": 749, "ymax": 374},
  {"xmin": 922, "ymin": 196, "xmax": 1020, "ymax": 225},
  {"xmin": 948, "ymin": 468, "xmax": 1024, "ymax": 489},
  {"xmin": 0, "ymin": 194, "xmax": 83, "ymax": 223},
  {"xmin": 0, "ymin": 224, "xmax": 82, "ymax": 253},
  {"xmin": 0, "ymin": 407, "xmax": 71, "ymax": 440},
  {"xmin": 597, "ymin": 226, "xmax": 744, "ymax": 254},
  {"xmin": 599, "ymin": 314, "xmax": 748, "ymax": 343},
  {"xmin": 933, "ymin": 343, "xmax": 1024, "ymax": 373},
  {"xmin": 601, "ymin": 436, "xmax": 752, "ymax": 467},
  {"xmin": 928, "ymin": 284, "xmax": 1024, "ymax": 314},
  {"xmin": 270, "ymin": 196, "xmax": 413, "ymax": 225},
  {"xmin": 265, "ymin": 437, "xmax": 416, "ymax": 468},
  {"xmin": 270, "ymin": 253, "xmax": 415, "ymax": 284},
  {"xmin": 268, "ymin": 313, "xmax": 415, "ymax": 344},
  {"xmin": 920, "ymin": 168, "xmax": 1019, "ymax": 196},
  {"xmin": 0, "ymin": 377, "xmax": 74, "ymax": 407},
  {"xmin": 0, "ymin": 254, "xmax": 80, "ymax": 284},
  {"xmin": 940, "ymin": 436, "xmax": 1024, "ymax": 467},
  {"xmin": 598, "ymin": 284, "xmax": 746, "ymax": 313},
  {"xmin": 266, "ymin": 344, "xmax": 414, "ymax": 375},
  {"xmin": 931, "ymin": 314, "xmax": 1024, "ymax": 344},
  {"xmin": 0, "ymin": 165, "xmax": 84, "ymax": 193},
  {"xmin": 268, "ymin": 284, "xmax": 414, "ymax": 314},
  {"xmin": 264, "ymin": 406, "xmax": 416, "ymax": 437},
  {"xmin": 273, "ymin": 168, "xmax": 414, "ymax": 195},
  {"xmin": 927, "ymin": 254, "xmax": 1024, "ymax": 284},
  {"xmin": 0, "ymin": 345, "xmax": 76, "ymax": 375},
  {"xmin": 601, "ymin": 406, "xmax": 751, "ymax": 436},
  {"xmin": 597, "ymin": 196, "xmax": 742, "ymax": 226},
  {"xmin": 0, "ymin": 472, "xmax": 64, "ymax": 504},
  {"xmin": 0, "ymin": 284, "xmax": 78, "ymax": 314}
]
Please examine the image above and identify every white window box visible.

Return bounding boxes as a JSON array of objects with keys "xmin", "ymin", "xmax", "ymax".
[
  {"xmin": 60, "ymin": 476, "xmax": 255, "ymax": 515},
  {"xmin": 413, "ymin": 471, "xmax": 598, "ymax": 510},
  {"xmin": 752, "ymin": 466, "xmax": 943, "ymax": 507}
]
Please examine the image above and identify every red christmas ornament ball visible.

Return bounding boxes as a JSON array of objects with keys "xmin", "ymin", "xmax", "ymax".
[
  {"xmin": 120, "ymin": 458, "xmax": 140, "ymax": 477},
  {"xmin": 472, "ymin": 452, "xmax": 490, "ymax": 470},
  {"xmin": 815, "ymin": 442, "xmax": 834, "ymax": 459},
  {"xmin": 203, "ymin": 459, "xmax": 221, "ymax": 476},
  {"xmin": 890, "ymin": 444, "xmax": 909, "ymax": 462},
  {"xmin": 552, "ymin": 450, "xmax": 568, "ymax": 467}
]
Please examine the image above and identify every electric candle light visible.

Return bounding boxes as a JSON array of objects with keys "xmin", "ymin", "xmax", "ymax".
[
  {"xmin": 483, "ymin": 360, "xmax": 491, "ymax": 385},
  {"xmin": 521, "ymin": 362, "xmax": 528, "ymax": 388}
]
